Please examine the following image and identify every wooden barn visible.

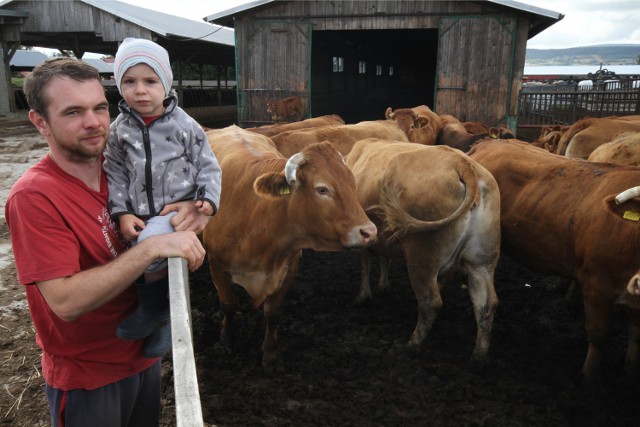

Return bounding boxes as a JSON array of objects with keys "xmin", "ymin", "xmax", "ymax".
[
  {"xmin": 206, "ymin": 0, "xmax": 562, "ymax": 128},
  {"xmin": 0, "ymin": 0, "xmax": 236, "ymax": 120}
]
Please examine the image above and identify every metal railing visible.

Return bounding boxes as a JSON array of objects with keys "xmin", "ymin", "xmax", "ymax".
[
  {"xmin": 168, "ymin": 257, "xmax": 206, "ymax": 427},
  {"xmin": 517, "ymin": 81, "xmax": 640, "ymax": 127}
]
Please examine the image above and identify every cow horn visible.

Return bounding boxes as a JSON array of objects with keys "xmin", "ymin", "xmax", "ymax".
[
  {"xmin": 615, "ymin": 186, "xmax": 640, "ymax": 204},
  {"xmin": 285, "ymin": 152, "xmax": 306, "ymax": 185},
  {"xmin": 385, "ymin": 107, "xmax": 394, "ymax": 120}
]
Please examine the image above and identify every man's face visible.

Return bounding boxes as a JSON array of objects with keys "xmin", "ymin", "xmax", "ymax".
[{"xmin": 30, "ymin": 76, "xmax": 110, "ymax": 163}]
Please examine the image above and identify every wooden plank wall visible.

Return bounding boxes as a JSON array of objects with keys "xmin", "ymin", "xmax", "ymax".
[
  {"xmin": 233, "ymin": 0, "xmax": 531, "ymax": 126},
  {"xmin": 2, "ymin": 0, "xmax": 152, "ymax": 41},
  {"xmin": 236, "ymin": 20, "xmax": 311, "ymax": 125},
  {"xmin": 437, "ymin": 15, "xmax": 520, "ymax": 124}
]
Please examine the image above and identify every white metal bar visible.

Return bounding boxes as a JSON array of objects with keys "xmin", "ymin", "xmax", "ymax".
[{"xmin": 168, "ymin": 257, "xmax": 204, "ymax": 427}]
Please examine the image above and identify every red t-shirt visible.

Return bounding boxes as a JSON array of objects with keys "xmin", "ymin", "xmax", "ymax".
[{"xmin": 5, "ymin": 154, "xmax": 157, "ymax": 390}]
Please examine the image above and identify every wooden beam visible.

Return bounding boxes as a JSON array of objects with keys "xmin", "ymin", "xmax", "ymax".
[{"xmin": 168, "ymin": 257, "xmax": 205, "ymax": 427}]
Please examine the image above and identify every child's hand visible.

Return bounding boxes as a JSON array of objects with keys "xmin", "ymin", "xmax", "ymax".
[
  {"xmin": 119, "ymin": 214, "xmax": 145, "ymax": 240},
  {"xmin": 195, "ymin": 200, "xmax": 214, "ymax": 216}
]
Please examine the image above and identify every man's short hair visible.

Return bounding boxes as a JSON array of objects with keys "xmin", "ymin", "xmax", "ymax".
[{"xmin": 24, "ymin": 57, "xmax": 102, "ymax": 119}]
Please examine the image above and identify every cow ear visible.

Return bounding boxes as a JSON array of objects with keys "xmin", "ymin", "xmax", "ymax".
[
  {"xmin": 489, "ymin": 127, "xmax": 499, "ymax": 138},
  {"xmin": 254, "ymin": 172, "xmax": 292, "ymax": 199},
  {"xmin": 416, "ymin": 117, "xmax": 430, "ymax": 128},
  {"xmin": 385, "ymin": 107, "xmax": 394, "ymax": 120}
]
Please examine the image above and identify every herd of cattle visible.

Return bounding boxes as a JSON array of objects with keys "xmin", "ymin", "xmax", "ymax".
[{"xmin": 200, "ymin": 106, "xmax": 640, "ymax": 385}]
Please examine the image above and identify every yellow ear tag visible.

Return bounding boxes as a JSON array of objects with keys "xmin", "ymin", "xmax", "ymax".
[
  {"xmin": 623, "ymin": 211, "xmax": 640, "ymax": 221},
  {"xmin": 278, "ymin": 185, "xmax": 291, "ymax": 196}
]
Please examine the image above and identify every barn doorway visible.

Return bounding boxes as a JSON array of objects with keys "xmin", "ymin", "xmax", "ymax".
[{"xmin": 311, "ymin": 29, "xmax": 438, "ymax": 124}]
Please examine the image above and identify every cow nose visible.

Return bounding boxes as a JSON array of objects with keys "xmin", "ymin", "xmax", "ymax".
[{"xmin": 360, "ymin": 222, "xmax": 378, "ymax": 244}]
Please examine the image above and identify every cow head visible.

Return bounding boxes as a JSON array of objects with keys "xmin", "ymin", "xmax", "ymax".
[
  {"xmin": 254, "ymin": 142, "xmax": 377, "ymax": 250},
  {"xmin": 386, "ymin": 107, "xmax": 436, "ymax": 145}
]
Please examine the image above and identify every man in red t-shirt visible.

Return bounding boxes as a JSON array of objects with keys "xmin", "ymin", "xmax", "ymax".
[{"xmin": 5, "ymin": 57, "xmax": 209, "ymax": 427}]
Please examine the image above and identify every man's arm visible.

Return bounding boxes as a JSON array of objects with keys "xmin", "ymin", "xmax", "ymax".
[{"xmin": 36, "ymin": 231, "xmax": 205, "ymax": 322}]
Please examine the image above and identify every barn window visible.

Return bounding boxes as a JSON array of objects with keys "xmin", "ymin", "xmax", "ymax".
[
  {"xmin": 376, "ymin": 65, "xmax": 382, "ymax": 76},
  {"xmin": 332, "ymin": 56, "xmax": 344, "ymax": 73},
  {"xmin": 389, "ymin": 66, "xmax": 394, "ymax": 76},
  {"xmin": 358, "ymin": 61, "xmax": 366, "ymax": 74}
]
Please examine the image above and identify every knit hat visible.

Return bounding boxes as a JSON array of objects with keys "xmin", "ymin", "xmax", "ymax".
[{"xmin": 113, "ymin": 38, "xmax": 173, "ymax": 96}]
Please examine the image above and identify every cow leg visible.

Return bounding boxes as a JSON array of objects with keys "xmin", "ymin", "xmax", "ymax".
[
  {"xmin": 405, "ymin": 257, "xmax": 442, "ymax": 354},
  {"xmin": 626, "ymin": 319, "xmax": 640, "ymax": 378},
  {"xmin": 465, "ymin": 264, "xmax": 499, "ymax": 371},
  {"xmin": 622, "ymin": 305, "xmax": 640, "ymax": 379},
  {"xmin": 355, "ymin": 249, "xmax": 373, "ymax": 303},
  {"xmin": 378, "ymin": 254, "xmax": 392, "ymax": 291},
  {"xmin": 582, "ymin": 284, "xmax": 614, "ymax": 384},
  {"xmin": 262, "ymin": 296, "xmax": 283, "ymax": 371},
  {"xmin": 208, "ymin": 257, "xmax": 238, "ymax": 351},
  {"xmin": 261, "ymin": 256, "xmax": 300, "ymax": 371}
]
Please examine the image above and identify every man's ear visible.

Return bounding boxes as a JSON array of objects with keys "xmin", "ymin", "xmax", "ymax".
[{"xmin": 29, "ymin": 110, "xmax": 50, "ymax": 136}]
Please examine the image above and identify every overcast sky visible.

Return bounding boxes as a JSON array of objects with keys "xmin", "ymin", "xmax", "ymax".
[{"xmin": 128, "ymin": 0, "xmax": 640, "ymax": 50}]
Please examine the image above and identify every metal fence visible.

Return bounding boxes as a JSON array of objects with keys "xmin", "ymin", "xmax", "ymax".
[
  {"xmin": 13, "ymin": 83, "xmax": 238, "ymax": 128},
  {"xmin": 517, "ymin": 80, "xmax": 640, "ymax": 128}
]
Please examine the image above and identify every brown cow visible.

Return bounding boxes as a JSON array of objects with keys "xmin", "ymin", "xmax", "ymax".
[
  {"xmin": 385, "ymin": 105, "xmax": 441, "ymax": 145},
  {"xmin": 246, "ymin": 114, "xmax": 344, "ymax": 137},
  {"xmin": 346, "ymin": 138, "xmax": 501, "ymax": 369},
  {"xmin": 462, "ymin": 121, "xmax": 490, "ymax": 134},
  {"xmin": 437, "ymin": 114, "xmax": 505, "ymax": 152},
  {"xmin": 587, "ymin": 131, "xmax": 640, "ymax": 166},
  {"xmin": 615, "ymin": 187, "xmax": 640, "ymax": 297},
  {"xmin": 266, "ymin": 95, "xmax": 305, "ymax": 123},
  {"xmin": 468, "ymin": 138, "xmax": 640, "ymax": 384},
  {"xmin": 531, "ymin": 125, "xmax": 568, "ymax": 153},
  {"xmin": 271, "ymin": 120, "xmax": 408, "ymax": 157},
  {"xmin": 203, "ymin": 125, "xmax": 377, "ymax": 368},
  {"xmin": 556, "ymin": 116, "xmax": 640, "ymax": 158}
]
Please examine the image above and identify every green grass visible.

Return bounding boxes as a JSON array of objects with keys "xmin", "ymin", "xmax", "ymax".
[{"xmin": 12, "ymin": 77, "xmax": 24, "ymax": 87}]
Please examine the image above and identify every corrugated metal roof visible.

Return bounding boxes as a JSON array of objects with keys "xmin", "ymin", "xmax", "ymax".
[
  {"xmin": 204, "ymin": 0, "xmax": 274, "ymax": 23},
  {"xmin": 205, "ymin": 0, "xmax": 563, "ymax": 32},
  {"xmin": 0, "ymin": 0, "xmax": 235, "ymax": 46},
  {"xmin": 82, "ymin": 57, "xmax": 114, "ymax": 73},
  {"xmin": 10, "ymin": 50, "xmax": 48, "ymax": 67},
  {"xmin": 488, "ymin": 0, "xmax": 563, "ymax": 20},
  {"xmin": 10, "ymin": 50, "xmax": 115, "ymax": 73},
  {"xmin": 81, "ymin": 0, "xmax": 234, "ymax": 46},
  {"xmin": 524, "ymin": 65, "xmax": 640, "ymax": 77}
]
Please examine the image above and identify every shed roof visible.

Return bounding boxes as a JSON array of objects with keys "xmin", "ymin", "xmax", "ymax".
[
  {"xmin": 9, "ymin": 50, "xmax": 115, "ymax": 73},
  {"xmin": 82, "ymin": 0, "xmax": 234, "ymax": 46},
  {"xmin": 204, "ymin": 0, "xmax": 563, "ymax": 39},
  {"xmin": 0, "ymin": 0, "xmax": 235, "ymax": 66},
  {"xmin": 9, "ymin": 49, "xmax": 47, "ymax": 68}
]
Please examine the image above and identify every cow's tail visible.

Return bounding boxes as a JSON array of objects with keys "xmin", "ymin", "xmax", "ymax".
[
  {"xmin": 556, "ymin": 118, "xmax": 592, "ymax": 155},
  {"xmin": 374, "ymin": 157, "xmax": 480, "ymax": 240}
]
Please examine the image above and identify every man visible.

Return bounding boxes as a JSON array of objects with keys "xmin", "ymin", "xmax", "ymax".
[{"xmin": 5, "ymin": 57, "xmax": 208, "ymax": 426}]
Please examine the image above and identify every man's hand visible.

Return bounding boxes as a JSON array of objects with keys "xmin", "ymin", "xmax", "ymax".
[
  {"xmin": 160, "ymin": 201, "xmax": 211, "ymax": 234},
  {"xmin": 119, "ymin": 214, "xmax": 145, "ymax": 241},
  {"xmin": 148, "ymin": 231, "xmax": 206, "ymax": 272}
]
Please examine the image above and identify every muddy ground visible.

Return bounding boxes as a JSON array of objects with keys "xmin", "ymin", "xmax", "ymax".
[{"xmin": 1, "ymin": 113, "xmax": 639, "ymax": 426}]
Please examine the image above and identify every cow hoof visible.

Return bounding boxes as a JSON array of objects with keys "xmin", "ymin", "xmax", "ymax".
[
  {"xmin": 405, "ymin": 341, "xmax": 422, "ymax": 357},
  {"xmin": 353, "ymin": 295, "xmax": 372, "ymax": 307},
  {"xmin": 468, "ymin": 355, "xmax": 489, "ymax": 373},
  {"xmin": 262, "ymin": 356, "xmax": 285, "ymax": 375}
]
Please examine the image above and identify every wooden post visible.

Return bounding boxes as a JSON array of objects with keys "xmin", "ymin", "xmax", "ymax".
[{"xmin": 168, "ymin": 257, "xmax": 204, "ymax": 427}]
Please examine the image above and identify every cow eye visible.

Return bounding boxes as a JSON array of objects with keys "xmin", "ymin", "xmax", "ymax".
[{"xmin": 316, "ymin": 186, "xmax": 329, "ymax": 195}]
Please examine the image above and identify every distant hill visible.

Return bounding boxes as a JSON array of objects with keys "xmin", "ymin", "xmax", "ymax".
[{"xmin": 525, "ymin": 44, "xmax": 640, "ymax": 66}]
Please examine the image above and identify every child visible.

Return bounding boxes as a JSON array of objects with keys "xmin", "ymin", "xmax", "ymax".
[{"xmin": 104, "ymin": 38, "xmax": 221, "ymax": 358}]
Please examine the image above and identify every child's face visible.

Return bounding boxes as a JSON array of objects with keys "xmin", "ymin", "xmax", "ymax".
[{"xmin": 120, "ymin": 63, "xmax": 166, "ymax": 117}]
